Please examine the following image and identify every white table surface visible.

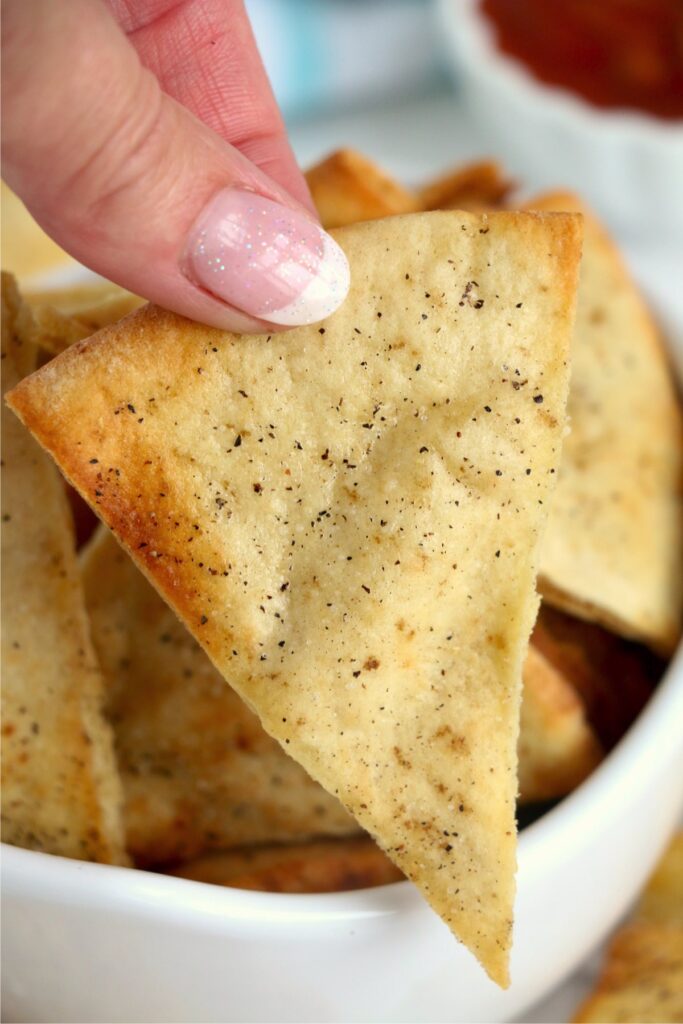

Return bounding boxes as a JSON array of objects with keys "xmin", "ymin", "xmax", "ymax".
[{"xmin": 288, "ymin": 88, "xmax": 682, "ymax": 1024}]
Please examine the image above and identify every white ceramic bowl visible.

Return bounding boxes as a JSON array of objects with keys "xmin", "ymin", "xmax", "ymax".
[
  {"xmin": 2, "ymin": 642, "xmax": 682, "ymax": 1024},
  {"xmin": 436, "ymin": 0, "xmax": 683, "ymax": 240}
]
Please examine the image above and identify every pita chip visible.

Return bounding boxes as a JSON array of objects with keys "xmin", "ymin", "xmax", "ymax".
[
  {"xmin": 306, "ymin": 149, "xmax": 418, "ymax": 228},
  {"xmin": 419, "ymin": 160, "xmax": 513, "ymax": 212},
  {"xmin": 636, "ymin": 831, "xmax": 683, "ymax": 929},
  {"xmin": 24, "ymin": 282, "xmax": 144, "ymax": 356},
  {"xmin": 574, "ymin": 833, "xmax": 683, "ymax": 1023},
  {"xmin": 82, "ymin": 530, "xmax": 596, "ymax": 859},
  {"xmin": 518, "ymin": 645, "xmax": 602, "ymax": 804},
  {"xmin": 168, "ymin": 836, "xmax": 403, "ymax": 893},
  {"xmin": 532, "ymin": 605, "xmax": 662, "ymax": 751},
  {"xmin": 526, "ymin": 193, "xmax": 683, "ymax": 654},
  {"xmin": 8, "ymin": 211, "xmax": 581, "ymax": 983},
  {"xmin": 574, "ymin": 923, "xmax": 683, "ymax": 1023},
  {"xmin": 81, "ymin": 527, "xmax": 358, "ymax": 866},
  {"xmin": 0, "ymin": 274, "xmax": 125, "ymax": 862}
]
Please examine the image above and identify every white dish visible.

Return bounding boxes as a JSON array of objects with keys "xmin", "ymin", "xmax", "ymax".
[{"xmin": 436, "ymin": 0, "xmax": 683, "ymax": 240}]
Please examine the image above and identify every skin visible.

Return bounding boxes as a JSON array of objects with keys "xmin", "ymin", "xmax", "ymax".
[{"xmin": 1, "ymin": 0, "xmax": 317, "ymax": 332}]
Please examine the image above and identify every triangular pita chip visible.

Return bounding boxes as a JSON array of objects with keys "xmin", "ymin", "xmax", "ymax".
[
  {"xmin": 169, "ymin": 836, "xmax": 403, "ymax": 893},
  {"xmin": 518, "ymin": 645, "xmax": 602, "ymax": 804},
  {"xmin": 0, "ymin": 273, "xmax": 125, "ymax": 863},
  {"xmin": 574, "ymin": 833, "xmax": 683, "ymax": 1023},
  {"xmin": 24, "ymin": 282, "xmax": 144, "ymax": 356},
  {"xmin": 8, "ymin": 211, "xmax": 581, "ymax": 984},
  {"xmin": 81, "ymin": 525, "xmax": 597, "ymax": 859},
  {"xmin": 81, "ymin": 527, "xmax": 358, "ymax": 866},
  {"xmin": 306, "ymin": 149, "xmax": 418, "ymax": 228},
  {"xmin": 526, "ymin": 193, "xmax": 683, "ymax": 654},
  {"xmin": 418, "ymin": 160, "xmax": 513, "ymax": 212},
  {"xmin": 532, "ymin": 603, "xmax": 662, "ymax": 752}
]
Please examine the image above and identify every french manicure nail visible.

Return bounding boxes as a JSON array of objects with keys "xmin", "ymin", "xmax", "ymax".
[{"xmin": 183, "ymin": 189, "xmax": 350, "ymax": 326}]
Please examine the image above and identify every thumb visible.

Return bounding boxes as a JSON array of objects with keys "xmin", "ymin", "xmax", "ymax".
[{"xmin": 1, "ymin": 0, "xmax": 349, "ymax": 332}]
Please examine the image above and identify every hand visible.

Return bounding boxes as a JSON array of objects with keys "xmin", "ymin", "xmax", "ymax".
[{"xmin": 1, "ymin": 0, "xmax": 349, "ymax": 331}]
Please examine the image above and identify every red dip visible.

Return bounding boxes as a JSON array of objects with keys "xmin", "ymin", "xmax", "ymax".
[{"xmin": 480, "ymin": 0, "xmax": 683, "ymax": 120}]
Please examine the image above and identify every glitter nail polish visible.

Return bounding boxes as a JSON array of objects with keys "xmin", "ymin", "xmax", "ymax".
[{"xmin": 183, "ymin": 189, "xmax": 350, "ymax": 327}]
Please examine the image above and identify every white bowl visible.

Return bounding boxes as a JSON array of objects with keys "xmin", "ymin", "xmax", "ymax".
[
  {"xmin": 2, "ymin": 642, "xmax": 682, "ymax": 1024},
  {"xmin": 436, "ymin": 0, "xmax": 683, "ymax": 240}
]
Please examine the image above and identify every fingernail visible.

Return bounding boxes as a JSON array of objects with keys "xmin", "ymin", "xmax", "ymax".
[{"xmin": 183, "ymin": 189, "xmax": 350, "ymax": 326}]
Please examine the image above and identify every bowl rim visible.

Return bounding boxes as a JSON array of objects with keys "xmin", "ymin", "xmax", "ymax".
[
  {"xmin": 3, "ymin": 645, "xmax": 682, "ymax": 926},
  {"xmin": 436, "ymin": 0, "xmax": 683, "ymax": 142}
]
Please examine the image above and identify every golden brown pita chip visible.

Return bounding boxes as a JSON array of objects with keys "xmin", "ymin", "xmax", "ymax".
[
  {"xmin": 81, "ymin": 527, "xmax": 358, "ymax": 866},
  {"xmin": 23, "ymin": 304, "xmax": 93, "ymax": 355},
  {"xmin": 525, "ymin": 193, "xmax": 683, "ymax": 654},
  {"xmin": 82, "ymin": 530, "xmax": 595, "ymax": 858},
  {"xmin": 419, "ymin": 160, "xmax": 513, "ymax": 212},
  {"xmin": 574, "ymin": 922, "xmax": 683, "ymax": 1023},
  {"xmin": 0, "ymin": 274, "xmax": 125, "ymax": 862},
  {"xmin": 574, "ymin": 833, "xmax": 683, "ymax": 1022},
  {"xmin": 518, "ymin": 645, "xmax": 602, "ymax": 804},
  {"xmin": 532, "ymin": 605, "xmax": 662, "ymax": 751},
  {"xmin": 306, "ymin": 149, "xmax": 418, "ymax": 228},
  {"xmin": 24, "ymin": 283, "xmax": 144, "ymax": 357},
  {"xmin": 168, "ymin": 836, "xmax": 403, "ymax": 893},
  {"xmin": 8, "ymin": 211, "xmax": 581, "ymax": 984},
  {"xmin": 636, "ymin": 832, "xmax": 683, "ymax": 929}
]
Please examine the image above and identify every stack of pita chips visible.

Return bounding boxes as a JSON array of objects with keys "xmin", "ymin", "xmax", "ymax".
[
  {"xmin": 526, "ymin": 192, "xmax": 683, "ymax": 655},
  {"xmin": 1, "ymin": 274, "xmax": 125, "ymax": 864},
  {"xmin": 169, "ymin": 836, "xmax": 403, "ymax": 894},
  {"xmin": 7, "ymin": 209, "xmax": 582, "ymax": 984},
  {"xmin": 81, "ymin": 526, "xmax": 358, "ymax": 866},
  {"xmin": 3, "ymin": 148, "xmax": 681, "ymax": 989},
  {"xmin": 80, "ymin": 522, "xmax": 600, "ymax": 866}
]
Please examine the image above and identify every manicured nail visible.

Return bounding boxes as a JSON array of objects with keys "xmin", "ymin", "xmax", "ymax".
[{"xmin": 184, "ymin": 189, "xmax": 350, "ymax": 326}]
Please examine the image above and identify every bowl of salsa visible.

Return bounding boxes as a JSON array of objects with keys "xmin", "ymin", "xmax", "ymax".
[{"xmin": 437, "ymin": 0, "xmax": 683, "ymax": 236}]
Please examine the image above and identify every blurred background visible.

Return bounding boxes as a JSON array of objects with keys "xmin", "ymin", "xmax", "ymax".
[
  {"xmin": 4, "ymin": 0, "xmax": 681, "ymax": 319},
  {"xmin": 247, "ymin": 0, "xmax": 683, "ymax": 322}
]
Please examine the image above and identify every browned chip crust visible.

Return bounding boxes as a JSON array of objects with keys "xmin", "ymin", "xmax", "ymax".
[
  {"xmin": 168, "ymin": 836, "xmax": 403, "ymax": 893},
  {"xmin": 25, "ymin": 283, "xmax": 145, "ymax": 356},
  {"xmin": 1, "ymin": 273, "xmax": 125, "ymax": 862},
  {"xmin": 573, "ymin": 922, "xmax": 683, "ymax": 1023},
  {"xmin": 526, "ymin": 192, "xmax": 683, "ymax": 654},
  {"xmin": 636, "ymin": 832, "xmax": 683, "ymax": 929},
  {"xmin": 306, "ymin": 148, "xmax": 418, "ymax": 228},
  {"xmin": 7, "ymin": 212, "xmax": 581, "ymax": 984},
  {"xmin": 518, "ymin": 645, "xmax": 602, "ymax": 803},
  {"xmin": 419, "ymin": 160, "xmax": 513, "ymax": 212},
  {"xmin": 532, "ymin": 606, "xmax": 662, "ymax": 751},
  {"xmin": 574, "ymin": 832, "xmax": 683, "ymax": 1023},
  {"xmin": 82, "ymin": 528, "xmax": 357, "ymax": 866}
]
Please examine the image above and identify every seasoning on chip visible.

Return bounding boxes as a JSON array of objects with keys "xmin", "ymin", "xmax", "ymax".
[
  {"xmin": 82, "ymin": 527, "xmax": 358, "ymax": 867},
  {"xmin": 306, "ymin": 148, "xmax": 418, "ymax": 229},
  {"xmin": 0, "ymin": 274, "xmax": 125, "ymax": 863},
  {"xmin": 8, "ymin": 211, "xmax": 581, "ymax": 983}
]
